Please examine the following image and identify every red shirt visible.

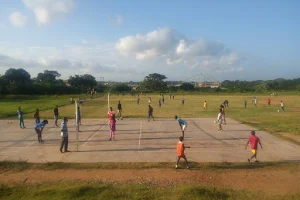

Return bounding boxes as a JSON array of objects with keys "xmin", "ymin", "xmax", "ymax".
[
  {"xmin": 177, "ymin": 141, "xmax": 184, "ymax": 156},
  {"xmin": 249, "ymin": 135, "xmax": 260, "ymax": 149}
]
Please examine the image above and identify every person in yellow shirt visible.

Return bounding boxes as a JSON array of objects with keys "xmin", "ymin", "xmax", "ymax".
[
  {"xmin": 176, "ymin": 136, "xmax": 190, "ymax": 169},
  {"xmin": 203, "ymin": 101, "xmax": 207, "ymax": 111}
]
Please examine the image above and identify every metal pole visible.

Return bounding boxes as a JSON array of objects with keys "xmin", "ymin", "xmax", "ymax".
[{"xmin": 76, "ymin": 100, "xmax": 79, "ymax": 151}]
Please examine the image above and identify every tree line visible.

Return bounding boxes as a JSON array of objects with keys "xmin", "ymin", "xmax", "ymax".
[{"xmin": 0, "ymin": 68, "xmax": 299, "ymax": 95}]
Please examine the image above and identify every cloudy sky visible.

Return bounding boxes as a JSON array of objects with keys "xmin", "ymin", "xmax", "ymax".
[{"xmin": 0, "ymin": 0, "xmax": 299, "ymax": 82}]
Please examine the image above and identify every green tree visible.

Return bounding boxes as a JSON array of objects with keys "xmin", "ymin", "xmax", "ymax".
[
  {"xmin": 36, "ymin": 70, "xmax": 61, "ymax": 84},
  {"xmin": 68, "ymin": 74, "xmax": 97, "ymax": 91},
  {"xmin": 180, "ymin": 83, "xmax": 195, "ymax": 91},
  {"xmin": 141, "ymin": 73, "xmax": 168, "ymax": 92}
]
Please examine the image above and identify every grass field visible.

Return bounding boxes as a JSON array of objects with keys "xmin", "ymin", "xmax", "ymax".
[
  {"xmin": 1, "ymin": 182, "xmax": 299, "ymax": 200},
  {"xmin": 0, "ymin": 161, "xmax": 300, "ymax": 200}
]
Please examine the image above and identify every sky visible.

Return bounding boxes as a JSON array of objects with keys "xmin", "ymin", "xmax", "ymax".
[{"xmin": 0, "ymin": 0, "xmax": 299, "ymax": 82}]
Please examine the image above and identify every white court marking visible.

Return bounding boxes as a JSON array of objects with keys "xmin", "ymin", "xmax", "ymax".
[{"xmin": 82, "ymin": 121, "xmax": 109, "ymax": 146}]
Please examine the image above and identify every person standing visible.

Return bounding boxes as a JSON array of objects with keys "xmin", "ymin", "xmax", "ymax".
[
  {"xmin": 220, "ymin": 105, "xmax": 226, "ymax": 124},
  {"xmin": 117, "ymin": 101, "xmax": 123, "ymax": 120},
  {"xmin": 181, "ymin": 97, "xmax": 184, "ymax": 105},
  {"xmin": 148, "ymin": 105, "xmax": 155, "ymax": 121},
  {"xmin": 54, "ymin": 105, "xmax": 59, "ymax": 127},
  {"xmin": 217, "ymin": 109, "xmax": 223, "ymax": 131},
  {"xmin": 148, "ymin": 97, "xmax": 151, "ymax": 104},
  {"xmin": 162, "ymin": 95, "xmax": 165, "ymax": 104},
  {"xmin": 280, "ymin": 100, "xmax": 284, "ymax": 111},
  {"xmin": 108, "ymin": 107, "xmax": 116, "ymax": 140},
  {"xmin": 254, "ymin": 97, "xmax": 257, "ymax": 107},
  {"xmin": 175, "ymin": 116, "xmax": 187, "ymax": 138},
  {"xmin": 34, "ymin": 109, "xmax": 40, "ymax": 125},
  {"xmin": 245, "ymin": 131, "xmax": 263, "ymax": 163},
  {"xmin": 267, "ymin": 98, "xmax": 271, "ymax": 106},
  {"xmin": 159, "ymin": 99, "xmax": 162, "ymax": 108},
  {"xmin": 60, "ymin": 117, "xmax": 70, "ymax": 153},
  {"xmin": 34, "ymin": 120, "xmax": 48, "ymax": 143},
  {"xmin": 137, "ymin": 96, "xmax": 140, "ymax": 105},
  {"xmin": 109, "ymin": 113, "xmax": 116, "ymax": 140},
  {"xmin": 17, "ymin": 107, "xmax": 25, "ymax": 128},
  {"xmin": 176, "ymin": 136, "xmax": 190, "ymax": 169},
  {"xmin": 203, "ymin": 101, "xmax": 207, "ymax": 111},
  {"xmin": 244, "ymin": 100, "xmax": 247, "ymax": 108}
]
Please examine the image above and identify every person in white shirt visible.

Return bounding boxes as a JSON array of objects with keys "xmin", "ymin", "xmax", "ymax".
[
  {"xmin": 217, "ymin": 109, "xmax": 223, "ymax": 131},
  {"xmin": 60, "ymin": 117, "xmax": 70, "ymax": 153},
  {"xmin": 280, "ymin": 101, "xmax": 285, "ymax": 111}
]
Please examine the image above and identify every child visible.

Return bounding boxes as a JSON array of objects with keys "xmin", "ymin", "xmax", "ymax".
[
  {"xmin": 245, "ymin": 131, "xmax": 263, "ymax": 163},
  {"xmin": 176, "ymin": 136, "xmax": 190, "ymax": 169},
  {"xmin": 34, "ymin": 120, "xmax": 48, "ymax": 143},
  {"xmin": 217, "ymin": 109, "xmax": 223, "ymax": 131},
  {"xmin": 17, "ymin": 107, "xmax": 25, "ymax": 128},
  {"xmin": 60, "ymin": 117, "xmax": 70, "ymax": 153},
  {"xmin": 117, "ymin": 101, "xmax": 122, "ymax": 120},
  {"xmin": 175, "ymin": 115, "xmax": 187, "ymax": 138}
]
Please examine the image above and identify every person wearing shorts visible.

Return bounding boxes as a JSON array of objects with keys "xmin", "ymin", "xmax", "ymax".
[
  {"xmin": 245, "ymin": 131, "xmax": 263, "ymax": 163},
  {"xmin": 34, "ymin": 120, "xmax": 48, "ymax": 143},
  {"xmin": 176, "ymin": 136, "xmax": 190, "ymax": 169},
  {"xmin": 175, "ymin": 115, "xmax": 187, "ymax": 138},
  {"xmin": 217, "ymin": 109, "xmax": 223, "ymax": 131}
]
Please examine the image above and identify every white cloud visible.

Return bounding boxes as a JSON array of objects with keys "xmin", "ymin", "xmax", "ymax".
[
  {"xmin": 115, "ymin": 27, "xmax": 242, "ymax": 72},
  {"xmin": 110, "ymin": 14, "xmax": 124, "ymax": 25},
  {"xmin": 22, "ymin": 0, "xmax": 74, "ymax": 25},
  {"xmin": 9, "ymin": 12, "xmax": 28, "ymax": 27}
]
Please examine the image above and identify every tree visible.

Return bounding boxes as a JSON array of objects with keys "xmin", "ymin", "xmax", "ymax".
[
  {"xmin": 36, "ymin": 70, "xmax": 61, "ymax": 84},
  {"xmin": 141, "ymin": 73, "xmax": 168, "ymax": 92},
  {"xmin": 4, "ymin": 68, "xmax": 31, "ymax": 85},
  {"xmin": 110, "ymin": 83, "xmax": 132, "ymax": 93},
  {"xmin": 68, "ymin": 74, "xmax": 97, "ymax": 91},
  {"xmin": 180, "ymin": 83, "xmax": 195, "ymax": 91}
]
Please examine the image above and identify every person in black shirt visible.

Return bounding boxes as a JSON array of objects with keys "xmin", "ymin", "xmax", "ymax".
[
  {"xmin": 54, "ymin": 105, "xmax": 59, "ymax": 127},
  {"xmin": 117, "ymin": 101, "xmax": 122, "ymax": 120}
]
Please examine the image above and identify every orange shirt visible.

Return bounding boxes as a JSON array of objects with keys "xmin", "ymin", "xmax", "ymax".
[{"xmin": 177, "ymin": 141, "xmax": 184, "ymax": 156}]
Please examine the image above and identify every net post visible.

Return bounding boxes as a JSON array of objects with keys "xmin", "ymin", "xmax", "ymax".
[{"xmin": 75, "ymin": 100, "xmax": 79, "ymax": 151}]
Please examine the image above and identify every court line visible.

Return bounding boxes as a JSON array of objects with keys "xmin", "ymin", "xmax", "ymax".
[
  {"xmin": 138, "ymin": 121, "xmax": 142, "ymax": 149},
  {"xmin": 83, "ymin": 121, "xmax": 109, "ymax": 146},
  {"xmin": 192, "ymin": 121, "xmax": 227, "ymax": 144}
]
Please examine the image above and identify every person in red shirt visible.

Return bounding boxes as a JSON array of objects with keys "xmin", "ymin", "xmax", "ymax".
[
  {"xmin": 176, "ymin": 136, "xmax": 190, "ymax": 169},
  {"xmin": 267, "ymin": 98, "xmax": 271, "ymax": 106},
  {"xmin": 245, "ymin": 131, "xmax": 263, "ymax": 163}
]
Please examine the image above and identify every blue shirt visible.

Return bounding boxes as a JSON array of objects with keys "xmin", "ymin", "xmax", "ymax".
[
  {"xmin": 177, "ymin": 118, "xmax": 187, "ymax": 125},
  {"xmin": 61, "ymin": 122, "xmax": 68, "ymax": 137},
  {"xmin": 35, "ymin": 122, "xmax": 46, "ymax": 130}
]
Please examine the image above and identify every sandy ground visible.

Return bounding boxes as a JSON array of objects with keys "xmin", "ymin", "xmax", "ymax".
[{"xmin": 1, "ymin": 167, "xmax": 299, "ymax": 194}]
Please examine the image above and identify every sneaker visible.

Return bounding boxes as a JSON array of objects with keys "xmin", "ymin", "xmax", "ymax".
[
  {"xmin": 175, "ymin": 165, "xmax": 178, "ymax": 169},
  {"xmin": 187, "ymin": 166, "xmax": 190, "ymax": 169},
  {"xmin": 248, "ymin": 158, "xmax": 250, "ymax": 163},
  {"xmin": 108, "ymin": 138, "xmax": 112, "ymax": 141},
  {"xmin": 255, "ymin": 160, "xmax": 259, "ymax": 163},
  {"xmin": 60, "ymin": 150, "xmax": 63, "ymax": 153},
  {"xmin": 65, "ymin": 150, "xmax": 71, "ymax": 152}
]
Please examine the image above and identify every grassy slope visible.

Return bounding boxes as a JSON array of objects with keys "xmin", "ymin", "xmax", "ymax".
[{"xmin": 1, "ymin": 182, "xmax": 299, "ymax": 200}]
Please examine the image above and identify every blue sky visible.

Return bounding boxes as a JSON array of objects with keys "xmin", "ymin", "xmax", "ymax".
[{"xmin": 0, "ymin": 0, "xmax": 299, "ymax": 81}]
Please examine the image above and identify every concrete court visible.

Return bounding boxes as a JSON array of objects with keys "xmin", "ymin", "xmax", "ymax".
[{"xmin": 0, "ymin": 118, "xmax": 300, "ymax": 163}]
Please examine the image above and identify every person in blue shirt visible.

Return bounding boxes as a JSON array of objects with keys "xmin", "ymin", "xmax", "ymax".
[
  {"xmin": 17, "ymin": 107, "xmax": 25, "ymax": 128},
  {"xmin": 34, "ymin": 120, "xmax": 48, "ymax": 143},
  {"xmin": 175, "ymin": 115, "xmax": 187, "ymax": 139}
]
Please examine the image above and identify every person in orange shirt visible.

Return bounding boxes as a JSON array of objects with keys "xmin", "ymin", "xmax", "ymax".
[
  {"xmin": 176, "ymin": 136, "xmax": 190, "ymax": 169},
  {"xmin": 267, "ymin": 98, "xmax": 271, "ymax": 106}
]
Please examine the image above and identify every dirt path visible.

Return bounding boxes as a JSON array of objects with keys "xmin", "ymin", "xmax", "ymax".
[{"xmin": 1, "ymin": 168, "xmax": 299, "ymax": 194}]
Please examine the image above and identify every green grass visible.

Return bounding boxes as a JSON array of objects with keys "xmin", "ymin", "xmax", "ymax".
[
  {"xmin": 1, "ymin": 160, "xmax": 299, "ymax": 172},
  {"xmin": 0, "ymin": 181, "xmax": 299, "ymax": 200}
]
